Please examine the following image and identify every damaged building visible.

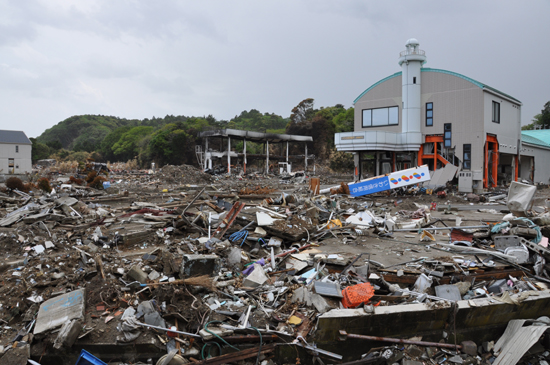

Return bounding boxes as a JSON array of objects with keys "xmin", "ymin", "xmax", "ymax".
[
  {"xmin": 335, "ymin": 38, "xmax": 528, "ymax": 192},
  {"xmin": 519, "ymin": 129, "xmax": 550, "ymax": 184},
  {"xmin": 196, "ymin": 128, "xmax": 313, "ymax": 175}
]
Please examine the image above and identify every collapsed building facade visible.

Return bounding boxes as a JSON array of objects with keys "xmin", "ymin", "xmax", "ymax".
[
  {"xmin": 196, "ymin": 129, "xmax": 313, "ymax": 175},
  {"xmin": 335, "ymin": 39, "xmax": 530, "ymax": 192}
]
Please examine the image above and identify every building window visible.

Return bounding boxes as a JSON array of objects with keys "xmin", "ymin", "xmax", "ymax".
[
  {"xmin": 15, "ymin": 146, "xmax": 19, "ymax": 153},
  {"xmin": 492, "ymin": 101, "xmax": 500, "ymax": 123},
  {"xmin": 426, "ymin": 102, "xmax": 433, "ymax": 126},
  {"xmin": 362, "ymin": 106, "xmax": 399, "ymax": 127},
  {"xmin": 463, "ymin": 144, "xmax": 471, "ymax": 170},
  {"xmin": 444, "ymin": 123, "xmax": 452, "ymax": 148},
  {"xmin": 413, "ymin": 77, "xmax": 416, "ymax": 84}
]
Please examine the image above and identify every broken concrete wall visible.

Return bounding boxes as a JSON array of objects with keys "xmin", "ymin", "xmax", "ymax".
[{"xmin": 315, "ymin": 291, "xmax": 550, "ymax": 361}]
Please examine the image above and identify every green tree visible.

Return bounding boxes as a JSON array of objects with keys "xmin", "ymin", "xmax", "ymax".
[
  {"xmin": 73, "ymin": 126, "xmax": 110, "ymax": 152},
  {"xmin": 100, "ymin": 126, "xmax": 134, "ymax": 161},
  {"xmin": 37, "ymin": 115, "xmax": 139, "ymax": 149},
  {"xmin": 522, "ymin": 101, "xmax": 550, "ymax": 130},
  {"xmin": 148, "ymin": 123, "xmax": 193, "ymax": 166},
  {"xmin": 45, "ymin": 140, "xmax": 62, "ymax": 150},
  {"xmin": 332, "ymin": 106, "xmax": 354, "ymax": 132},
  {"xmin": 542, "ymin": 101, "xmax": 550, "ymax": 126},
  {"xmin": 112, "ymin": 126, "xmax": 154, "ymax": 161},
  {"xmin": 290, "ymin": 98, "xmax": 316, "ymax": 124},
  {"xmin": 30, "ymin": 138, "xmax": 51, "ymax": 162}
]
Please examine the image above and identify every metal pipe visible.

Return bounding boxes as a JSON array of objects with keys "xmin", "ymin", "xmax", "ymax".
[
  {"xmin": 136, "ymin": 321, "xmax": 201, "ymax": 338},
  {"xmin": 402, "ymin": 289, "xmax": 454, "ymax": 302},
  {"xmin": 227, "ymin": 136, "xmax": 231, "ymax": 174},
  {"xmin": 243, "ymin": 138, "xmax": 247, "ymax": 173},
  {"xmin": 214, "ymin": 334, "xmax": 279, "ymax": 343},
  {"xmin": 436, "ymin": 242, "xmax": 518, "ymax": 262},
  {"xmin": 293, "ymin": 336, "xmax": 343, "ymax": 360},
  {"xmin": 339, "ymin": 330, "xmax": 460, "ymax": 350},
  {"xmin": 266, "ymin": 243, "xmax": 312, "ymax": 263},
  {"xmin": 239, "ymin": 305, "xmax": 252, "ymax": 329},
  {"xmin": 266, "ymin": 140, "xmax": 269, "ymax": 174},
  {"xmin": 392, "ymin": 225, "xmax": 489, "ymax": 232},
  {"xmin": 182, "ymin": 186, "xmax": 207, "ymax": 215}
]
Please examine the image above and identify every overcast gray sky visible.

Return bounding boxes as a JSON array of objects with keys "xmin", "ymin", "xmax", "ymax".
[{"xmin": 1, "ymin": 0, "xmax": 549, "ymax": 138}]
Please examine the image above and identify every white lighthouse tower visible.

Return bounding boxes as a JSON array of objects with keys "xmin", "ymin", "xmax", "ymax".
[{"xmin": 398, "ymin": 38, "xmax": 426, "ymax": 134}]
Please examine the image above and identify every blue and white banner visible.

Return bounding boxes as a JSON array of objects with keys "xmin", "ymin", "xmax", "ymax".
[
  {"xmin": 349, "ymin": 165, "xmax": 430, "ymax": 197},
  {"xmin": 349, "ymin": 176, "xmax": 390, "ymax": 197}
]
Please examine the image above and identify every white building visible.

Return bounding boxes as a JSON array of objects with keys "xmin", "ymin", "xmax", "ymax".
[
  {"xmin": 0, "ymin": 130, "xmax": 32, "ymax": 174},
  {"xmin": 335, "ymin": 39, "xmax": 524, "ymax": 192},
  {"xmin": 520, "ymin": 130, "xmax": 550, "ymax": 184}
]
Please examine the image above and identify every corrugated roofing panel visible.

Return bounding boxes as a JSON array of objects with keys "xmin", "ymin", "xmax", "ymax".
[
  {"xmin": 493, "ymin": 319, "xmax": 526, "ymax": 354},
  {"xmin": 493, "ymin": 325, "xmax": 548, "ymax": 365}
]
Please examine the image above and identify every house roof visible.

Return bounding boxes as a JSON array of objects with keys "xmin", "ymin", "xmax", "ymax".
[
  {"xmin": 521, "ymin": 130, "xmax": 550, "ymax": 148},
  {"xmin": 0, "ymin": 130, "xmax": 32, "ymax": 144},
  {"xmin": 354, "ymin": 68, "xmax": 521, "ymax": 104}
]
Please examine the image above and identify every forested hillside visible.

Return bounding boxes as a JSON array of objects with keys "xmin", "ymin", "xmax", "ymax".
[{"xmin": 33, "ymin": 100, "xmax": 355, "ymax": 171}]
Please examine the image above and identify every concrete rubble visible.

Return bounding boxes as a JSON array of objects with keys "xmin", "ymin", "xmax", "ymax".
[{"xmin": 1, "ymin": 165, "xmax": 550, "ymax": 364}]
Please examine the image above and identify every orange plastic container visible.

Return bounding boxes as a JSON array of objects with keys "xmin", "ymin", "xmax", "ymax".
[{"xmin": 341, "ymin": 282, "xmax": 374, "ymax": 308}]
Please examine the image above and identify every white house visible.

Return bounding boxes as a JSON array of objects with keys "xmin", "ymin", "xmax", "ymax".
[
  {"xmin": 0, "ymin": 130, "xmax": 32, "ymax": 174},
  {"xmin": 520, "ymin": 130, "xmax": 550, "ymax": 184}
]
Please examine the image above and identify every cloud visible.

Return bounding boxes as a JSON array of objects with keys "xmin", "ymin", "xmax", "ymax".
[
  {"xmin": 0, "ymin": 0, "xmax": 548, "ymax": 138},
  {"xmin": 75, "ymin": 80, "xmax": 104, "ymax": 101}
]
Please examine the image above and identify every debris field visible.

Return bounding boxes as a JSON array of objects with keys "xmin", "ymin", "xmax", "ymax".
[{"xmin": 1, "ymin": 165, "xmax": 550, "ymax": 365}]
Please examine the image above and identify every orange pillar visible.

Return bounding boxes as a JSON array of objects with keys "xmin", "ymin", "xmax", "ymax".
[
  {"xmin": 491, "ymin": 140, "xmax": 499, "ymax": 187},
  {"xmin": 484, "ymin": 135, "xmax": 499, "ymax": 188},
  {"xmin": 484, "ymin": 140, "xmax": 489, "ymax": 188}
]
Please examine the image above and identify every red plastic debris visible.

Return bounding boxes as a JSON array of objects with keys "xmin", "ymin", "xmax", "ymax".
[{"xmin": 341, "ymin": 282, "xmax": 374, "ymax": 308}]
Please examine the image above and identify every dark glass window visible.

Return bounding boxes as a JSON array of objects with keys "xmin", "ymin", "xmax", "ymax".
[
  {"xmin": 362, "ymin": 107, "xmax": 399, "ymax": 127},
  {"xmin": 444, "ymin": 123, "xmax": 452, "ymax": 148},
  {"xmin": 426, "ymin": 102, "xmax": 433, "ymax": 126},
  {"xmin": 463, "ymin": 144, "xmax": 471, "ymax": 170},
  {"xmin": 492, "ymin": 101, "xmax": 500, "ymax": 123}
]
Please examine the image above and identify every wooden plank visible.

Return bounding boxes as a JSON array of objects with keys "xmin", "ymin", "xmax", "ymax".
[{"xmin": 204, "ymin": 201, "xmax": 224, "ymax": 213}]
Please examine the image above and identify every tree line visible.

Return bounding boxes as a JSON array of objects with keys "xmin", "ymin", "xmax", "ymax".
[
  {"xmin": 32, "ymin": 100, "xmax": 355, "ymax": 171},
  {"xmin": 522, "ymin": 101, "xmax": 550, "ymax": 130}
]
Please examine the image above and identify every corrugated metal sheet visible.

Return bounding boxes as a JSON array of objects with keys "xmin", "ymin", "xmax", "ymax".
[
  {"xmin": 494, "ymin": 319, "xmax": 526, "ymax": 354},
  {"xmin": 493, "ymin": 324, "xmax": 548, "ymax": 365},
  {"xmin": 425, "ymin": 163, "xmax": 458, "ymax": 188}
]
